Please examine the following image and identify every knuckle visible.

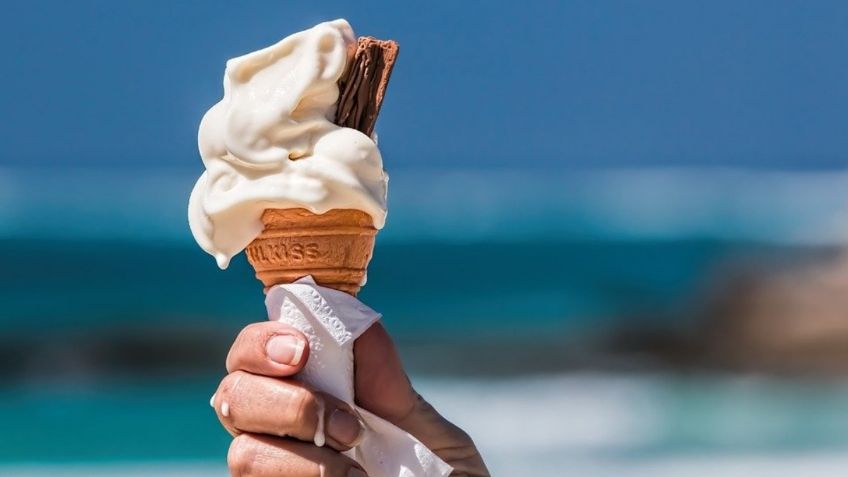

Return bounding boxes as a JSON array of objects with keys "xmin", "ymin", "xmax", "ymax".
[
  {"xmin": 226, "ymin": 323, "xmax": 265, "ymax": 371},
  {"xmin": 455, "ymin": 428, "xmax": 474, "ymax": 446},
  {"xmin": 227, "ymin": 434, "xmax": 257, "ymax": 476},
  {"xmin": 241, "ymin": 321, "xmax": 268, "ymax": 338},
  {"xmin": 217, "ymin": 370, "xmax": 248, "ymax": 407},
  {"xmin": 224, "ymin": 350, "xmax": 236, "ymax": 373},
  {"xmin": 289, "ymin": 386, "xmax": 318, "ymax": 430}
]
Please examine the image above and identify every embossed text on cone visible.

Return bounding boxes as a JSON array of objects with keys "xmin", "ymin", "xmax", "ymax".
[{"xmin": 245, "ymin": 208, "xmax": 377, "ymax": 295}]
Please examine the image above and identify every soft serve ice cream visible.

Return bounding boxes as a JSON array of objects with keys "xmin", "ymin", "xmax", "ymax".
[{"xmin": 188, "ymin": 19, "xmax": 388, "ymax": 268}]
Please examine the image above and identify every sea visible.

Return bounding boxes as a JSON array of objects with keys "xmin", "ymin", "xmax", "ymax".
[{"xmin": 1, "ymin": 166, "xmax": 847, "ymax": 476}]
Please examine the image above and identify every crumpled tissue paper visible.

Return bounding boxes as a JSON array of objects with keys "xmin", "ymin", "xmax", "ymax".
[{"xmin": 265, "ymin": 276, "xmax": 452, "ymax": 477}]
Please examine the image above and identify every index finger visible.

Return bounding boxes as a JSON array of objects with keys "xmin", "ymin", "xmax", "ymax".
[{"xmin": 226, "ymin": 321, "xmax": 309, "ymax": 376}]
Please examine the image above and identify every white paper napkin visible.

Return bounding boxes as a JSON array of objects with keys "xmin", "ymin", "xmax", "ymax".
[{"xmin": 266, "ymin": 276, "xmax": 452, "ymax": 477}]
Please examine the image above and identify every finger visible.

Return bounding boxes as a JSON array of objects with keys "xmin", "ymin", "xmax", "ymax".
[
  {"xmin": 227, "ymin": 433, "xmax": 365, "ymax": 477},
  {"xmin": 226, "ymin": 321, "xmax": 309, "ymax": 376},
  {"xmin": 214, "ymin": 371, "xmax": 365, "ymax": 451}
]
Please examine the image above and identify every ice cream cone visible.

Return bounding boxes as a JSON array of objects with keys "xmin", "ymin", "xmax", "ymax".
[{"xmin": 245, "ymin": 208, "xmax": 377, "ymax": 296}]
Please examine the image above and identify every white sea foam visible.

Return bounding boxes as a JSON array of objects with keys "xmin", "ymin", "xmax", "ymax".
[
  {"xmin": 5, "ymin": 374, "xmax": 848, "ymax": 476},
  {"xmin": 8, "ymin": 454, "xmax": 848, "ymax": 477},
  {"xmin": 1, "ymin": 167, "xmax": 847, "ymax": 245},
  {"xmin": 418, "ymin": 374, "xmax": 848, "ymax": 474}
]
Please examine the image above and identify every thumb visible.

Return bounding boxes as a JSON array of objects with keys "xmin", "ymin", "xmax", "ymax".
[
  {"xmin": 353, "ymin": 323, "xmax": 490, "ymax": 476},
  {"xmin": 353, "ymin": 322, "xmax": 418, "ymax": 422}
]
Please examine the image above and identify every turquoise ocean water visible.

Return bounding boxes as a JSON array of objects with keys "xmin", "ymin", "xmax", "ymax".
[{"xmin": 2, "ymin": 167, "xmax": 847, "ymax": 475}]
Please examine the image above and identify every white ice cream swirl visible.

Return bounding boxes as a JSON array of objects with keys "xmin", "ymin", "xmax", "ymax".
[{"xmin": 188, "ymin": 19, "xmax": 388, "ymax": 268}]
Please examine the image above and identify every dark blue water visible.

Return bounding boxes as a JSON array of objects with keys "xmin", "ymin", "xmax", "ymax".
[
  {"xmin": 0, "ymin": 237, "xmax": 792, "ymax": 380},
  {"xmin": 0, "ymin": 238, "xmax": 762, "ymax": 335}
]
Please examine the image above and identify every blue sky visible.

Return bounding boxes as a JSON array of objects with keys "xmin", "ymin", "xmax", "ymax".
[{"xmin": 2, "ymin": 0, "xmax": 846, "ymax": 169}]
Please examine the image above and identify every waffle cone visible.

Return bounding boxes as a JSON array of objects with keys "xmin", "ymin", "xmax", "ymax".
[{"xmin": 245, "ymin": 208, "xmax": 377, "ymax": 295}]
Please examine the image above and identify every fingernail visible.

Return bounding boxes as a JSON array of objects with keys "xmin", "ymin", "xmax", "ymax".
[
  {"xmin": 347, "ymin": 468, "xmax": 367, "ymax": 477},
  {"xmin": 209, "ymin": 393, "xmax": 216, "ymax": 408},
  {"xmin": 266, "ymin": 334, "xmax": 305, "ymax": 366},
  {"xmin": 328, "ymin": 409, "xmax": 364, "ymax": 447}
]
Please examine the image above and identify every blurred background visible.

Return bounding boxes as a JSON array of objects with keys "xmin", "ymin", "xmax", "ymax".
[{"xmin": 2, "ymin": 1, "xmax": 848, "ymax": 475}]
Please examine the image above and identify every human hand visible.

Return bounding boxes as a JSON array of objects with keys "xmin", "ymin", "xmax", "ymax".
[{"xmin": 212, "ymin": 320, "xmax": 489, "ymax": 476}]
